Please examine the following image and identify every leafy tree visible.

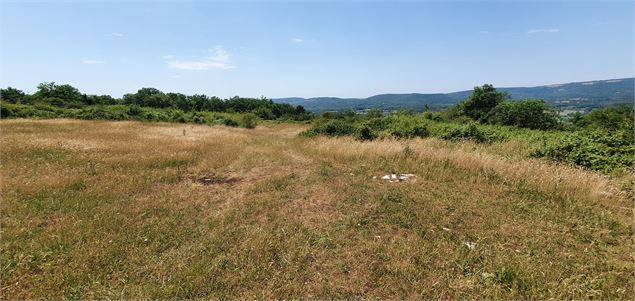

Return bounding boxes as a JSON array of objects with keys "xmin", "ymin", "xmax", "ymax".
[
  {"xmin": 123, "ymin": 88, "xmax": 168, "ymax": 108},
  {"xmin": 0, "ymin": 87, "xmax": 26, "ymax": 103},
  {"xmin": 167, "ymin": 92, "xmax": 189, "ymax": 111},
  {"xmin": 459, "ymin": 84, "xmax": 510, "ymax": 121},
  {"xmin": 295, "ymin": 105, "xmax": 307, "ymax": 115},
  {"xmin": 34, "ymin": 82, "xmax": 83, "ymax": 103},
  {"xmin": 486, "ymin": 99, "xmax": 559, "ymax": 129},
  {"xmin": 366, "ymin": 108, "xmax": 384, "ymax": 119},
  {"xmin": 573, "ymin": 104, "xmax": 633, "ymax": 131},
  {"xmin": 87, "ymin": 94, "xmax": 118, "ymax": 105}
]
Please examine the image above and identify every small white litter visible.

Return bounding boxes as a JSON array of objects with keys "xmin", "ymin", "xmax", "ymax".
[
  {"xmin": 464, "ymin": 241, "xmax": 476, "ymax": 250},
  {"xmin": 442, "ymin": 227, "xmax": 451, "ymax": 232},
  {"xmin": 379, "ymin": 173, "xmax": 416, "ymax": 183}
]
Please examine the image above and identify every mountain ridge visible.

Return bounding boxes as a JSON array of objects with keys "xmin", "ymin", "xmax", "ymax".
[{"xmin": 274, "ymin": 78, "xmax": 634, "ymax": 113}]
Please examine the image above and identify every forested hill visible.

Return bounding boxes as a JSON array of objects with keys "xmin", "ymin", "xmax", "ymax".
[{"xmin": 275, "ymin": 78, "xmax": 634, "ymax": 113}]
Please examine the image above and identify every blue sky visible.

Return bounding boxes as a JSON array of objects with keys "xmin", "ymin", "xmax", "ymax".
[{"xmin": 1, "ymin": 1, "xmax": 633, "ymax": 98}]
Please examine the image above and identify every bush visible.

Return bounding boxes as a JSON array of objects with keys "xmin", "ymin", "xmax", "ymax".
[
  {"xmin": 439, "ymin": 123, "xmax": 504, "ymax": 143},
  {"xmin": 573, "ymin": 104, "xmax": 634, "ymax": 131},
  {"xmin": 532, "ymin": 129, "xmax": 634, "ymax": 173},
  {"xmin": 128, "ymin": 105, "xmax": 143, "ymax": 116},
  {"xmin": 354, "ymin": 124, "xmax": 377, "ymax": 141},
  {"xmin": 0, "ymin": 104, "xmax": 14, "ymax": 118},
  {"xmin": 241, "ymin": 113, "xmax": 258, "ymax": 129},
  {"xmin": 301, "ymin": 119, "xmax": 357, "ymax": 137},
  {"xmin": 385, "ymin": 117, "xmax": 429, "ymax": 138},
  {"xmin": 223, "ymin": 117, "xmax": 239, "ymax": 127},
  {"xmin": 189, "ymin": 112, "xmax": 207, "ymax": 124},
  {"xmin": 486, "ymin": 99, "xmax": 559, "ymax": 130}
]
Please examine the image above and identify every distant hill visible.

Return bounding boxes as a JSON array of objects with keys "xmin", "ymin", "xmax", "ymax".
[{"xmin": 274, "ymin": 78, "xmax": 634, "ymax": 113}]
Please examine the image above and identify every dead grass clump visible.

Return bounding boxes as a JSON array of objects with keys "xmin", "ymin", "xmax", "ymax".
[{"xmin": 191, "ymin": 173, "xmax": 242, "ymax": 186}]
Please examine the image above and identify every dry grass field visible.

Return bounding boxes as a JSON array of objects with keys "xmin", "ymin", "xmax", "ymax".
[{"xmin": 1, "ymin": 119, "xmax": 633, "ymax": 299}]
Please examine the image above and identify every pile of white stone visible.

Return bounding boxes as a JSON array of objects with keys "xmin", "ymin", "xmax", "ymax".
[{"xmin": 374, "ymin": 173, "xmax": 416, "ymax": 183}]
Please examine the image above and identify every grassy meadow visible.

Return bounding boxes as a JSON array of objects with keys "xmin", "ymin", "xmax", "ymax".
[{"xmin": 1, "ymin": 119, "xmax": 633, "ymax": 299}]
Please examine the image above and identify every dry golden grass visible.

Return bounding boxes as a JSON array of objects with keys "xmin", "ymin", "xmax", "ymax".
[{"xmin": 1, "ymin": 119, "xmax": 633, "ymax": 299}]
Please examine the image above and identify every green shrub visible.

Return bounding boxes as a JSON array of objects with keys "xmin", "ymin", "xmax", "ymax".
[
  {"xmin": 385, "ymin": 117, "xmax": 429, "ymax": 138},
  {"xmin": 532, "ymin": 129, "xmax": 634, "ymax": 173},
  {"xmin": 354, "ymin": 124, "xmax": 377, "ymax": 141},
  {"xmin": 240, "ymin": 113, "xmax": 258, "ymax": 129},
  {"xmin": 486, "ymin": 99, "xmax": 559, "ymax": 130},
  {"xmin": 142, "ymin": 111, "xmax": 170, "ymax": 122},
  {"xmin": 573, "ymin": 104, "xmax": 634, "ymax": 131},
  {"xmin": 301, "ymin": 119, "xmax": 357, "ymax": 137},
  {"xmin": 190, "ymin": 112, "xmax": 207, "ymax": 124},
  {"xmin": 0, "ymin": 104, "xmax": 14, "ymax": 118},
  {"xmin": 422, "ymin": 111, "xmax": 443, "ymax": 122},
  {"xmin": 223, "ymin": 117, "xmax": 239, "ymax": 127},
  {"xmin": 439, "ymin": 123, "xmax": 504, "ymax": 143},
  {"xmin": 128, "ymin": 105, "xmax": 143, "ymax": 116}
]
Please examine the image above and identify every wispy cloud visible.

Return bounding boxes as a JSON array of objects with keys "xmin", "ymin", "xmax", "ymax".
[
  {"xmin": 479, "ymin": 30, "xmax": 490, "ymax": 34},
  {"xmin": 162, "ymin": 55, "xmax": 174, "ymax": 59},
  {"xmin": 292, "ymin": 38, "xmax": 303, "ymax": 43},
  {"xmin": 82, "ymin": 60, "xmax": 104, "ymax": 64},
  {"xmin": 105, "ymin": 33, "xmax": 124, "ymax": 37},
  {"xmin": 527, "ymin": 28, "xmax": 560, "ymax": 34},
  {"xmin": 166, "ymin": 47, "xmax": 235, "ymax": 71}
]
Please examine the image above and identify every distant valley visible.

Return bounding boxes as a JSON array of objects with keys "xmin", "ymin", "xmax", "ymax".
[{"xmin": 275, "ymin": 78, "xmax": 634, "ymax": 113}]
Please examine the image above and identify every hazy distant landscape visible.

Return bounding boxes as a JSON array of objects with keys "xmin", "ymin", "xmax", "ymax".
[{"xmin": 275, "ymin": 78, "xmax": 635, "ymax": 113}]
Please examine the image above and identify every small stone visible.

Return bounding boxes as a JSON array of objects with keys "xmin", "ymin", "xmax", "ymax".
[{"xmin": 464, "ymin": 241, "xmax": 476, "ymax": 250}]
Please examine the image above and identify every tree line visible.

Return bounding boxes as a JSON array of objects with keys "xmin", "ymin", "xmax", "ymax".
[{"xmin": 0, "ymin": 82, "xmax": 311, "ymax": 121}]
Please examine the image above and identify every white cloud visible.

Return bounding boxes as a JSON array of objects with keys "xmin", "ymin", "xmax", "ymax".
[
  {"xmin": 162, "ymin": 55, "xmax": 174, "ymax": 59},
  {"xmin": 82, "ymin": 60, "xmax": 104, "ymax": 64},
  {"xmin": 292, "ymin": 38, "xmax": 303, "ymax": 43},
  {"xmin": 527, "ymin": 28, "xmax": 560, "ymax": 34},
  {"xmin": 166, "ymin": 47, "xmax": 235, "ymax": 71},
  {"xmin": 106, "ymin": 33, "xmax": 124, "ymax": 37}
]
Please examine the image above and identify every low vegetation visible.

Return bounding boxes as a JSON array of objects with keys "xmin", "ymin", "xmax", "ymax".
[
  {"xmin": 1, "ymin": 120, "xmax": 632, "ymax": 299},
  {"xmin": 301, "ymin": 86, "xmax": 633, "ymax": 174}
]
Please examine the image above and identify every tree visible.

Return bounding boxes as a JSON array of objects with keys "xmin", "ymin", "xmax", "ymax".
[
  {"xmin": 0, "ymin": 87, "xmax": 26, "ymax": 103},
  {"xmin": 123, "ymin": 88, "xmax": 168, "ymax": 108},
  {"xmin": 573, "ymin": 104, "xmax": 634, "ymax": 131},
  {"xmin": 460, "ymin": 84, "xmax": 509, "ymax": 121},
  {"xmin": 366, "ymin": 108, "xmax": 383, "ymax": 118},
  {"xmin": 34, "ymin": 82, "xmax": 83, "ymax": 103},
  {"xmin": 486, "ymin": 99, "xmax": 559, "ymax": 129}
]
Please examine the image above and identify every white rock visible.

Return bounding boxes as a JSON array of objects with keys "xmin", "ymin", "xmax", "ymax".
[
  {"xmin": 379, "ymin": 173, "xmax": 417, "ymax": 182},
  {"xmin": 464, "ymin": 241, "xmax": 476, "ymax": 250}
]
